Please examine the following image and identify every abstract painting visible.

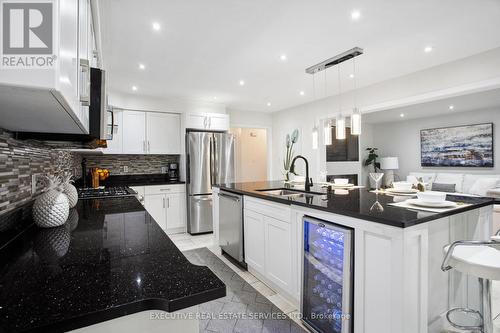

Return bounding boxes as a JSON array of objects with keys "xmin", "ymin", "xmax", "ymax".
[{"xmin": 421, "ymin": 123, "xmax": 494, "ymax": 167}]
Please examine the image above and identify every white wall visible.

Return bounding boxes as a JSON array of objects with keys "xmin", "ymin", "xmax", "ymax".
[
  {"xmin": 228, "ymin": 109, "xmax": 273, "ymax": 128},
  {"xmin": 372, "ymin": 108, "xmax": 500, "ymax": 179},
  {"xmin": 271, "ymin": 47, "xmax": 500, "ymax": 182}
]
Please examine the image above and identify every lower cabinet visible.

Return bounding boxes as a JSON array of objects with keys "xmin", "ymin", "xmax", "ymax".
[
  {"xmin": 243, "ymin": 210, "xmax": 266, "ymax": 275},
  {"xmin": 264, "ymin": 216, "xmax": 292, "ymax": 292},
  {"xmin": 142, "ymin": 185, "xmax": 186, "ymax": 234},
  {"xmin": 243, "ymin": 197, "xmax": 294, "ymax": 297}
]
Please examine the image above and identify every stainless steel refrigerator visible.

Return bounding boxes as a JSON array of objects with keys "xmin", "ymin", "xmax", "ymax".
[{"xmin": 186, "ymin": 131, "xmax": 235, "ymax": 234}]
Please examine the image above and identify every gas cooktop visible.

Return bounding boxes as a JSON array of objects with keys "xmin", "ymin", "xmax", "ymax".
[{"xmin": 77, "ymin": 187, "xmax": 137, "ymax": 199}]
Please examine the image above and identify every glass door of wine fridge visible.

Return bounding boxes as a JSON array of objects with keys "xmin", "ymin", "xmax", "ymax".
[{"xmin": 301, "ymin": 215, "xmax": 354, "ymax": 333}]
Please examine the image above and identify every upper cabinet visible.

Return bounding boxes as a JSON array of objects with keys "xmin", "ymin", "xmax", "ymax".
[
  {"xmin": 147, "ymin": 112, "xmax": 181, "ymax": 154},
  {"xmin": 185, "ymin": 113, "xmax": 229, "ymax": 131},
  {"xmin": 107, "ymin": 110, "xmax": 181, "ymax": 155},
  {"xmin": 0, "ymin": 0, "xmax": 97, "ymax": 135}
]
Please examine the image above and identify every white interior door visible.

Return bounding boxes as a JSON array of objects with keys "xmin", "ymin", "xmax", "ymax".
[
  {"xmin": 122, "ymin": 111, "xmax": 146, "ymax": 154},
  {"xmin": 145, "ymin": 194, "xmax": 166, "ymax": 230},
  {"xmin": 147, "ymin": 112, "xmax": 180, "ymax": 154}
]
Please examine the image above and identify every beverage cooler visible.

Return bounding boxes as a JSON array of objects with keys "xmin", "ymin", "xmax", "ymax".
[{"xmin": 301, "ymin": 216, "xmax": 354, "ymax": 333}]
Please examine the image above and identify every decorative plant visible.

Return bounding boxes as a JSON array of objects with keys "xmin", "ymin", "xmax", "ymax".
[
  {"xmin": 283, "ymin": 129, "xmax": 299, "ymax": 181},
  {"xmin": 364, "ymin": 147, "xmax": 381, "ymax": 172}
]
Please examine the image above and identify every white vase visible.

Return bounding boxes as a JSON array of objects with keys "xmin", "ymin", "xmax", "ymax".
[
  {"xmin": 62, "ymin": 182, "xmax": 78, "ymax": 208},
  {"xmin": 33, "ymin": 189, "xmax": 70, "ymax": 228}
]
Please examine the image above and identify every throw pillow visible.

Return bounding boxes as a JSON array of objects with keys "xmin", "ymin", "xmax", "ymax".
[
  {"xmin": 431, "ymin": 183, "xmax": 456, "ymax": 193},
  {"xmin": 469, "ymin": 178, "xmax": 500, "ymax": 196}
]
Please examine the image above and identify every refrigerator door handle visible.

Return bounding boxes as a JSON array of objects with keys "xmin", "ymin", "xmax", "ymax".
[{"xmin": 209, "ymin": 136, "xmax": 214, "ymax": 186}]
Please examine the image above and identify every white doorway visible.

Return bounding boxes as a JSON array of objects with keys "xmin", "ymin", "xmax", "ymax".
[{"xmin": 230, "ymin": 128, "xmax": 268, "ymax": 182}]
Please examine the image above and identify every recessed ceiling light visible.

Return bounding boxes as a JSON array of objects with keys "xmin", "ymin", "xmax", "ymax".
[
  {"xmin": 400, "ymin": 113, "xmax": 405, "ymax": 118},
  {"xmin": 239, "ymin": 80, "xmax": 245, "ymax": 86},
  {"xmin": 448, "ymin": 105, "xmax": 454, "ymax": 110},
  {"xmin": 152, "ymin": 22, "xmax": 161, "ymax": 31},
  {"xmin": 351, "ymin": 10, "xmax": 361, "ymax": 20},
  {"xmin": 139, "ymin": 63, "xmax": 145, "ymax": 70},
  {"xmin": 280, "ymin": 54, "xmax": 287, "ymax": 61},
  {"xmin": 424, "ymin": 46, "xmax": 433, "ymax": 53},
  {"xmin": 213, "ymin": 96, "xmax": 217, "ymax": 100},
  {"xmin": 132, "ymin": 86, "xmax": 138, "ymax": 91},
  {"xmin": 349, "ymin": 73, "xmax": 355, "ymax": 79},
  {"xmin": 299, "ymin": 91, "xmax": 305, "ymax": 96},
  {"xmin": 267, "ymin": 102, "xmax": 271, "ymax": 106}
]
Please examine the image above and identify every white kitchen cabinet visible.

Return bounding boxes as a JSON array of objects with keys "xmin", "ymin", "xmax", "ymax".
[
  {"xmin": 145, "ymin": 194, "xmax": 167, "ymax": 230},
  {"xmin": 146, "ymin": 113, "xmax": 181, "ymax": 154},
  {"xmin": 0, "ymin": 0, "xmax": 93, "ymax": 134},
  {"xmin": 143, "ymin": 185, "xmax": 186, "ymax": 234},
  {"xmin": 243, "ymin": 210, "xmax": 266, "ymax": 275},
  {"xmin": 184, "ymin": 113, "xmax": 229, "ymax": 131},
  {"xmin": 122, "ymin": 111, "xmax": 147, "ymax": 154},
  {"xmin": 243, "ymin": 196, "xmax": 294, "ymax": 297},
  {"xmin": 264, "ymin": 216, "xmax": 293, "ymax": 292}
]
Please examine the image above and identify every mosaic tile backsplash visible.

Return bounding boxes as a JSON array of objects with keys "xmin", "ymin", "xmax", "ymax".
[
  {"xmin": 0, "ymin": 129, "xmax": 82, "ymax": 214},
  {"xmin": 84, "ymin": 154, "xmax": 180, "ymax": 175}
]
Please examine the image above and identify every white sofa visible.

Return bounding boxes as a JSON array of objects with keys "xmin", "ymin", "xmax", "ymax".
[{"xmin": 407, "ymin": 172, "xmax": 500, "ymax": 234}]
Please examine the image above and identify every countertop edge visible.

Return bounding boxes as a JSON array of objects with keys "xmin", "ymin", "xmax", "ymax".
[{"xmin": 215, "ymin": 185, "xmax": 495, "ymax": 228}]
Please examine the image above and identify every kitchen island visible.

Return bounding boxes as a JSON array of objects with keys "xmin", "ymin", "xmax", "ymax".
[
  {"xmin": 0, "ymin": 197, "xmax": 225, "ymax": 332},
  {"xmin": 213, "ymin": 181, "xmax": 495, "ymax": 333}
]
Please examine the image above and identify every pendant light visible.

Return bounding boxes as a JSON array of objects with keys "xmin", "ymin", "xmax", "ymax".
[
  {"xmin": 335, "ymin": 65, "xmax": 346, "ymax": 140},
  {"xmin": 350, "ymin": 57, "xmax": 362, "ymax": 135},
  {"xmin": 323, "ymin": 71, "xmax": 332, "ymax": 145},
  {"xmin": 312, "ymin": 125, "xmax": 319, "ymax": 150},
  {"xmin": 311, "ymin": 73, "xmax": 319, "ymax": 149},
  {"xmin": 324, "ymin": 119, "xmax": 332, "ymax": 145}
]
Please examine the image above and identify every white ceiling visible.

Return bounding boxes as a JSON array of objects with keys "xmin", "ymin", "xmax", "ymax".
[
  {"xmin": 99, "ymin": 0, "xmax": 500, "ymax": 112},
  {"xmin": 363, "ymin": 88, "xmax": 500, "ymax": 124}
]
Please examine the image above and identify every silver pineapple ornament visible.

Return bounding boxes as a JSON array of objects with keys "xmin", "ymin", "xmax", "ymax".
[
  {"xmin": 62, "ymin": 172, "xmax": 78, "ymax": 208},
  {"xmin": 32, "ymin": 175, "xmax": 70, "ymax": 228}
]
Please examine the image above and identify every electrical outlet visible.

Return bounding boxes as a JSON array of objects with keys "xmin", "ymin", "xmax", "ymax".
[
  {"xmin": 161, "ymin": 166, "xmax": 167, "ymax": 173},
  {"xmin": 123, "ymin": 166, "xmax": 129, "ymax": 173}
]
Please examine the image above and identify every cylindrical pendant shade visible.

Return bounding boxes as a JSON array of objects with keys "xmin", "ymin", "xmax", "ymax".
[
  {"xmin": 324, "ymin": 120, "xmax": 332, "ymax": 145},
  {"xmin": 312, "ymin": 126, "xmax": 318, "ymax": 150},
  {"xmin": 351, "ymin": 108, "xmax": 361, "ymax": 135},
  {"xmin": 336, "ymin": 115, "xmax": 346, "ymax": 140}
]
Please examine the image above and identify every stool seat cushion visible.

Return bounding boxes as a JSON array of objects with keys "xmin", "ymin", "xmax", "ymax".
[{"xmin": 444, "ymin": 244, "xmax": 500, "ymax": 280}]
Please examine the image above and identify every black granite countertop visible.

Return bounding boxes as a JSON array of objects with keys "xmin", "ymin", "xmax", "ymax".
[
  {"xmin": 215, "ymin": 181, "xmax": 495, "ymax": 228},
  {"xmin": 75, "ymin": 174, "xmax": 185, "ymax": 189},
  {"xmin": 94, "ymin": 174, "xmax": 185, "ymax": 187},
  {"xmin": 0, "ymin": 197, "xmax": 225, "ymax": 332}
]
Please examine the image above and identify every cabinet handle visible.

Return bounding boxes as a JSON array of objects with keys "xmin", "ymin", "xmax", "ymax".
[
  {"xmin": 79, "ymin": 59, "xmax": 90, "ymax": 106},
  {"xmin": 160, "ymin": 188, "xmax": 171, "ymax": 191},
  {"xmin": 143, "ymin": 140, "xmax": 146, "ymax": 153},
  {"xmin": 163, "ymin": 197, "xmax": 165, "ymax": 208},
  {"xmin": 167, "ymin": 198, "xmax": 170, "ymax": 208},
  {"xmin": 148, "ymin": 141, "xmax": 151, "ymax": 153},
  {"xmin": 203, "ymin": 117, "xmax": 207, "ymax": 128}
]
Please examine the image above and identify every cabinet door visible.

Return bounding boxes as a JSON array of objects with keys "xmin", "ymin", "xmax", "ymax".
[
  {"xmin": 264, "ymin": 216, "xmax": 293, "ymax": 293},
  {"xmin": 103, "ymin": 110, "xmax": 123, "ymax": 154},
  {"xmin": 208, "ymin": 114, "xmax": 229, "ymax": 131},
  {"xmin": 58, "ymin": 0, "xmax": 80, "ymax": 118},
  {"xmin": 122, "ymin": 111, "xmax": 146, "ymax": 154},
  {"xmin": 146, "ymin": 113, "xmax": 181, "ymax": 154},
  {"xmin": 243, "ymin": 210, "xmax": 266, "ymax": 275},
  {"xmin": 144, "ymin": 194, "xmax": 166, "ymax": 230},
  {"xmin": 186, "ymin": 114, "xmax": 207, "ymax": 130},
  {"xmin": 165, "ymin": 193, "xmax": 186, "ymax": 231}
]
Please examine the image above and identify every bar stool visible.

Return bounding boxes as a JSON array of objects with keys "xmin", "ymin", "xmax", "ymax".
[{"xmin": 441, "ymin": 233, "xmax": 500, "ymax": 333}]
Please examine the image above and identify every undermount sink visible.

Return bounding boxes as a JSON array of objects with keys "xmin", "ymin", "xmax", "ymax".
[{"xmin": 256, "ymin": 188, "xmax": 322, "ymax": 198}]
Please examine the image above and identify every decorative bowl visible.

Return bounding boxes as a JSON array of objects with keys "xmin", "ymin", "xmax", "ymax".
[
  {"xmin": 417, "ymin": 191, "xmax": 447, "ymax": 203},
  {"xmin": 333, "ymin": 178, "xmax": 349, "ymax": 185},
  {"xmin": 392, "ymin": 182, "xmax": 413, "ymax": 191}
]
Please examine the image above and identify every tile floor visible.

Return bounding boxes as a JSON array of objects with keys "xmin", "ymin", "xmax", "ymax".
[{"xmin": 172, "ymin": 232, "xmax": 500, "ymax": 333}]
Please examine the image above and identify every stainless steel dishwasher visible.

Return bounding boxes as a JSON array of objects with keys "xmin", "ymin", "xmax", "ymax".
[{"xmin": 218, "ymin": 190, "xmax": 246, "ymax": 268}]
